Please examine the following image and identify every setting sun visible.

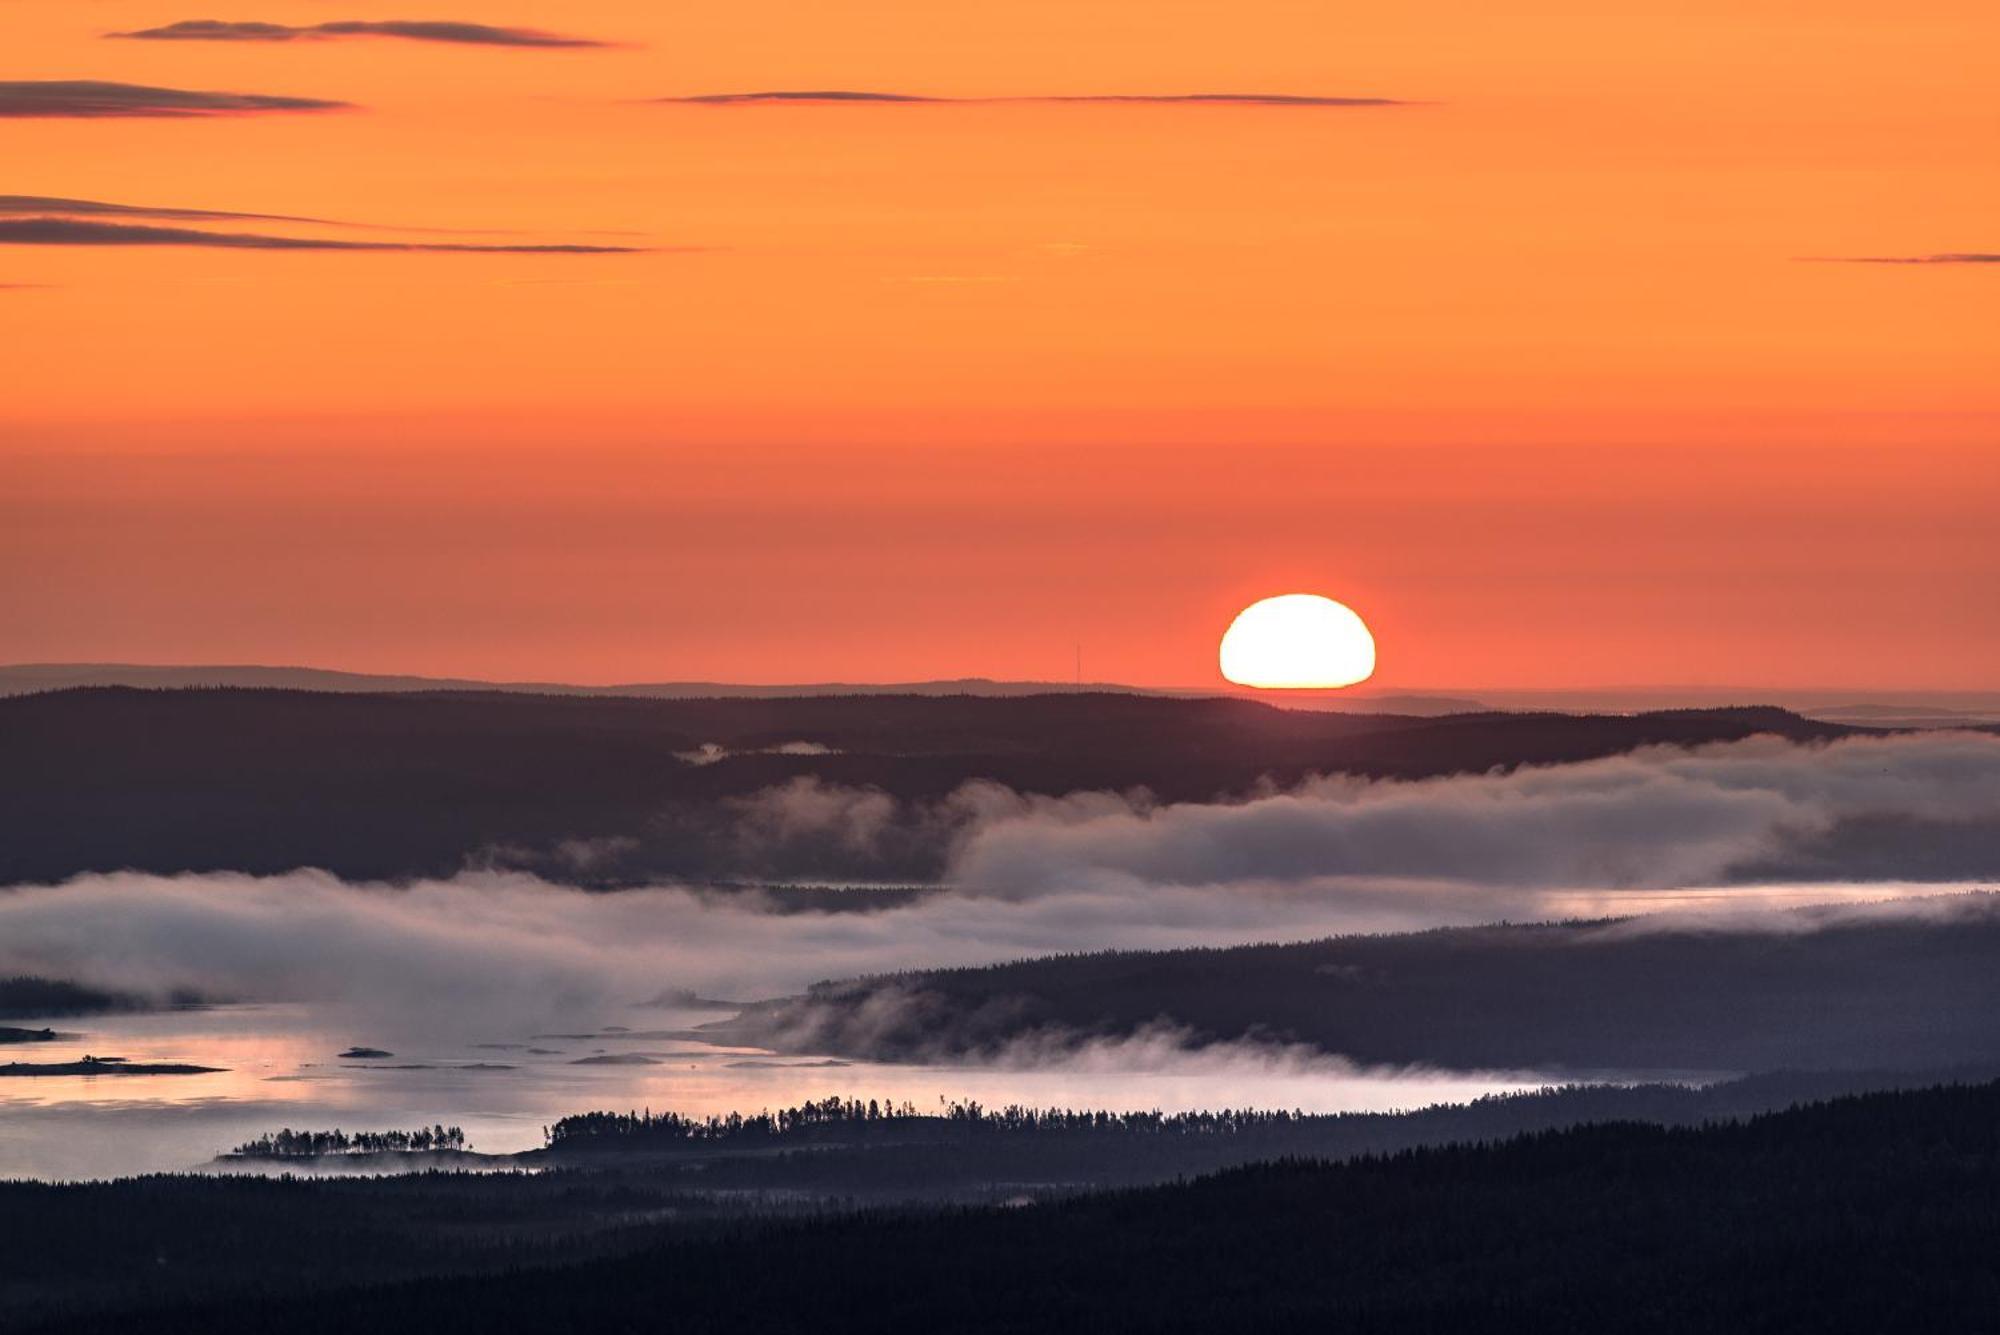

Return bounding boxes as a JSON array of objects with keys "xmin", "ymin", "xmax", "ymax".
[{"xmin": 1218, "ymin": 594, "xmax": 1377, "ymax": 689}]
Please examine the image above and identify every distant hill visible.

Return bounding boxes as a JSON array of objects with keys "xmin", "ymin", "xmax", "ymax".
[
  {"xmin": 1803, "ymin": 702, "xmax": 2000, "ymax": 729},
  {"xmin": 1468, "ymin": 686, "xmax": 2000, "ymax": 720},
  {"xmin": 0, "ymin": 688, "xmax": 1855, "ymax": 884},
  {"xmin": 721, "ymin": 895, "xmax": 2000, "ymax": 1073},
  {"xmin": 0, "ymin": 662, "xmax": 1485, "ymax": 715},
  {"xmin": 10, "ymin": 663, "xmax": 1997, "ymax": 724},
  {"xmin": 0, "ymin": 662, "xmax": 1152, "ymax": 701}
]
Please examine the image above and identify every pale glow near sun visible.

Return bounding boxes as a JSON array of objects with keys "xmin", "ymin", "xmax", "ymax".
[{"xmin": 1219, "ymin": 594, "xmax": 1377, "ymax": 689}]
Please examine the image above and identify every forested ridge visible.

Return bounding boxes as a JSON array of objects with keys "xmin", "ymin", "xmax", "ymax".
[
  {"xmin": 726, "ymin": 899, "xmax": 2000, "ymax": 1070},
  {"xmin": 535, "ymin": 1071, "xmax": 1990, "ymax": 1158},
  {"xmin": 4, "ymin": 1070, "xmax": 1983, "ymax": 1328},
  {"xmin": 0, "ymin": 688, "xmax": 1855, "ymax": 883},
  {"xmin": 0, "ymin": 977, "xmax": 148, "ymax": 1017},
  {"xmin": 24, "ymin": 1079, "xmax": 2000, "ymax": 1334}
]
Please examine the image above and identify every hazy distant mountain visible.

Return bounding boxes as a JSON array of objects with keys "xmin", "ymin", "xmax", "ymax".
[
  {"xmin": 1801, "ymin": 702, "xmax": 2000, "ymax": 729},
  {"xmin": 0, "ymin": 662, "xmax": 1494, "ymax": 716},
  {"xmin": 0, "ymin": 663, "xmax": 516, "ymax": 697},
  {"xmin": 0, "ymin": 662, "xmax": 1116, "ymax": 700},
  {"xmin": 6, "ymin": 663, "xmax": 1993, "ymax": 724},
  {"xmin": 1471, "ymin": 686, "xmax": 2000, "ymax": 724}
]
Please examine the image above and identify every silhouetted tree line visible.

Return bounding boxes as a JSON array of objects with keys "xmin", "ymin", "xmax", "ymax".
[
  {"xmin": 231, "ymin": 1125, "xmax": 468, "ymax": 1158},
  {"xmin": 548, "ymin": 1096, "xmax": 1452, "ymax": 1152},
  {"xmin": 547, "ymin": 1097, "xmax": 926, "ymax": 1148},
  {"xmin": 0, "ymin": 976, "xmax": 139, "ymax": 1018},
  {"xmin": 535, "ymin": 1069, "xmax": 2000, "ymax": 1187}
]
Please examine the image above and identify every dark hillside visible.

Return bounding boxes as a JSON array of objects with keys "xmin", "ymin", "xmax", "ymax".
[
  {"xmin": 0, "ymin": 688, "xmax": 1850, "ymax": 883},
  {"xmin": 35, "ymin": 1080, "xmax": 2000, "ymax": 1335},
  {"xmin": 724, "ymin": 897, "xmax": 2000, "ymax": 1071}
]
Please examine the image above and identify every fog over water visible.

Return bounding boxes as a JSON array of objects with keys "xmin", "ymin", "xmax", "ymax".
[
  {"xmin": 0, "ymin": 1004, "xmax": 1572, "ymax": 1179},
  {"xmin": 2, "ymin": 731, "xmax": 1994, "ymax": 1178}
]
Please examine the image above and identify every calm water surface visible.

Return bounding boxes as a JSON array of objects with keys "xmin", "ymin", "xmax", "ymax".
[{"xmin": 0, "ymin": 1003, "xmax": 1567, "ymax": 1180}]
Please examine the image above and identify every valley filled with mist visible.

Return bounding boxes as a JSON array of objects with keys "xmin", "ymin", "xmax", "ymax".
[{"xmin": 3, "ymin": 687, "xmax": 1998, "ymax": 1329}]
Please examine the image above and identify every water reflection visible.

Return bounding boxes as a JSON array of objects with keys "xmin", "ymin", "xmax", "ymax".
[{"xmin": 0, "ymin": 1003, "xmax": 1562, "ymax": 1181}]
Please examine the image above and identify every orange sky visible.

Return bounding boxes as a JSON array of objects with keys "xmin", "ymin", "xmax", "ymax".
[{"xmin": 3, "ymin": 1, "xmax": 1996, "ymax": 688}]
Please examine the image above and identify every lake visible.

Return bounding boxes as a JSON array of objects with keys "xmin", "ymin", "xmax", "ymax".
[{"xmin": 0, "ymin": 1001, "xmax": 1573, "ymax": 1180}]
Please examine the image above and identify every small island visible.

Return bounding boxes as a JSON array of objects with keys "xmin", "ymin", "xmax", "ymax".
[
  {"xmin": 644, "ymin": 988, "xmax": 747, "ymax": 1012},
  {"xmin": 0, "ymin": 1055, "xmax": 224, "ymax": 1077},
  {"xmin": 337, "ymin": 1047, "xmax": 394, "ymax": 1059},
  {"xmin": 0, "ymin": 1026, "xmax": 59, "ymax": 1045},
  {"xmin": 224, "ymin": 1125, "xmax": 471, "ymax": 1160}
]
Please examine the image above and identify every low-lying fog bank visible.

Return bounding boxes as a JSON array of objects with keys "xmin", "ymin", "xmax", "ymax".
[
  {"xmin": 722, "ymin": 895, "xmax": 2000, "ymax": 1071},
  {"xmin": 0, "ymin": 731, "xmax": 1993, "ymax": 1044},
  {"xmin": 0, "ymin": 872, "xmax": 1990, "ymax": 1047},
  {"xmin": 0, "ymin": 730, "xmax": 1991, "ymax": 1180}
]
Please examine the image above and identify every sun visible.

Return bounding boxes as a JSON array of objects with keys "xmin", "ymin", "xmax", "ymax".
[{"xmin": 1219, "ymin": 594, "xmax": 1377, "ymax": 689}]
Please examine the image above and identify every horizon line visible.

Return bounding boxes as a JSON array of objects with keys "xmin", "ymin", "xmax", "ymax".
[{"xmin": 2, "ymin": 661, "xmax": 1995, "ymax": 704}]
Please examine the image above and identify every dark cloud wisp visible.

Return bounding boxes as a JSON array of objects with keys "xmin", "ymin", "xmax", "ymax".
[
  {"xmin": 0, "ymin": 218, "xmax": 641, "ymax": 254},
  {"xmin": 113, "ymin": 19, "xmax": 608, "ymax": 48},
  {"xmin": 662, "ymin": 90, "xmax": 1404, "ymax": 107},
  {"xmin": 1827, "ymin": 253, "xmax": 2000, "ymax": 265},
  {"xmin": 0, "ymin": 195, "xmax": 330, "ymax": 226},
  {"xmin": 0, "ymin": 80, "xmax": 346, "ymax": 118},
  {"xmin": 672, "ymin": 90, "xmax": 937, "ymax": 104},
  {"xmin": 1039, "ymin": 93, "xmax": 1402, "ymax": 106}
]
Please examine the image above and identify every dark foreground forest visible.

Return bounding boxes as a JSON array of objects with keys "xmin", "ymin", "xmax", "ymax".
[
  {"xmin": 21, "ymin": 1080, "xmax": 2000, "ymax": 1335},
  {"xmin": 3, "ymin": 1070, "xmax": 1981, "ymax": 1329}
]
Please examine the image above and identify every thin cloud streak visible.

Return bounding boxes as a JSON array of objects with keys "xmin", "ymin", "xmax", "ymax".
[
  {"xmin": 0, "ymin": 195, "xmax": 331, "ymax": 226},
  {"xmin": 661, "ymin": 90, "xmax": 1405, "ymax": 107},
  {"xmin": 3, "ymin": 196, "xmax": 668, "ymax": 248},
  {"xmin": 0, "ymin": 80, "xmax": 346, "ymax": 118},
  {"xmin": 0, "ymin": 218, "xmax": 644, "ymax": 253},
  {"xmin": 1825, "ymin": 254, "xmax": 2000, "ymax": 265},
  {"xmin": 0, "ymin": 194, "xmax": 567, "ymax": 238},
  {"xmin": 1042, "ymin": 93, "xmax": 1402, "ymax": 106},
  {"xmin": 670, "ymin": 91, "xmax": 934, "ymax": 104},
  {"xmin": 113, "ymin": 19, "xmax": 609, "ymax": 49}
]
